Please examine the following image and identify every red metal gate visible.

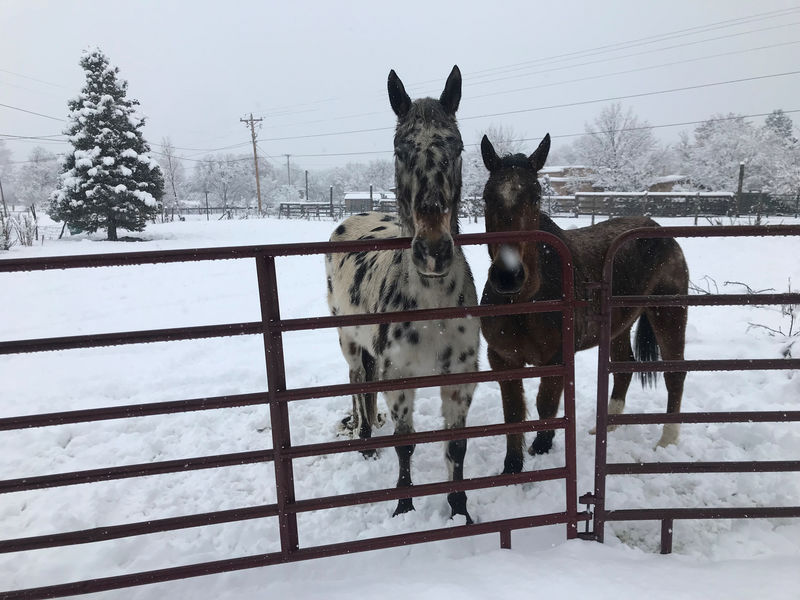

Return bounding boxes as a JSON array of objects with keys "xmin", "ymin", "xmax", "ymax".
[
  {"xmin": 0, "ymin": 231, "xmax": 588, "ymax": 599},
  {"xmin": 581, "ymin": 224, "xmax": 800, "ymax": 553}
]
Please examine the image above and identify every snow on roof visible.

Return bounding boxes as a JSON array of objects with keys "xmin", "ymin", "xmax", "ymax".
[{"xmin": 653, "ymin": 174, "xmax": 689, "ymax": 184}]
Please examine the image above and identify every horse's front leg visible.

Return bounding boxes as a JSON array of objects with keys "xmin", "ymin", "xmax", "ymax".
[
  {"xmin": 441, "ymin": 383, "xmax": 476, "ymax": 524},
  {"xmin": 384, "ymin": 388, "xmax": 416, "ymax": 517},
  {"xmin": 488, "ymin": 347, "xmax": 526, "ymax": 474},
  {"xmin": 528, "ymin": 375, "xmax": 564, "ymax": 455}
]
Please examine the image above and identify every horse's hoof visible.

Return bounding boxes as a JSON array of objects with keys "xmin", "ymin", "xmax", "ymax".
[
  {"xmin": 451, "ymin": 510, "xmax": 474, "ymax": 525},
  {"xmin": 502, "ymin": 454, "xmax": 524, "ymax": 474},
  {"xmin": 447, "ymin": 491, "xmax": 472, "ymax": 524},
  {"xmin": 393, "ymin": 498, "xmax": 415, "ymax": 517},
  {"xmin": 338, "ymin": 415, "xmax": 356, "ymax": 436},
  {"xmin": 528, "ymin": 431, "xmax": 554, "ymax": 455}
]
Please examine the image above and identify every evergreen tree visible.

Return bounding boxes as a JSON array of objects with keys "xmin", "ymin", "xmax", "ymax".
[{"xmin": 50, "ymin": 48, "xmax": 163, "ymax": 240}]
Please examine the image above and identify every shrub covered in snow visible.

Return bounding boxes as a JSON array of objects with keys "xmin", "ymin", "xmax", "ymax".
[{"xmin": 49, "ymin": 48, "xmax": 164, "ymax": 241}]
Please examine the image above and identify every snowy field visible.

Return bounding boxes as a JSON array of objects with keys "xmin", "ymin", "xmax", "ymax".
[{"xmin": 1, "ymin": 214, "xmax": 799, "ymax": 599}]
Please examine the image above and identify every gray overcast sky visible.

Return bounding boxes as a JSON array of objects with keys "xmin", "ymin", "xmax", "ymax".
[{"xmin": 2, "ymin": 0, "xmax": 799, "ymax": 171}]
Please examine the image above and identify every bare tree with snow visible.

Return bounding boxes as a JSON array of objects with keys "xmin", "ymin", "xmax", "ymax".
[{"xmin": 573, "ymin": 102, "xmax": 664, "ymax": 191}]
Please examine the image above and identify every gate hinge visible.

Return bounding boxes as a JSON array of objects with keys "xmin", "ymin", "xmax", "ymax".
[{"xmin": 577, "ymin": 493, "xmax": 598, "ymax": 541}]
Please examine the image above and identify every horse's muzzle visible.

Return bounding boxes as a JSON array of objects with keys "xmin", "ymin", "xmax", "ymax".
[
  {"xmin": 488, "ymin": 262, "xmax": 525, "ymax": 295},
  {"xmin": 412, "ymin": 235, "xmax": 454, "ymax": 277}
]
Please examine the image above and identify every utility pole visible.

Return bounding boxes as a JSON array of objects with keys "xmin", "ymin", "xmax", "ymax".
[
  {"xmin": 240, "ymin": 113, "xmax": 264, "ymax": 214},
  {"xmin": 0, "ymin": 175, "xmax": 7, "ymax": 218},
  {"xmin": 305, "ymin": 170, "xmax": 309, "ymax": 202},
  {"xmin": 735, "ymin": 162, "xmax": 745, "ymax": 218},
  {"xmin": 284, "ymin": 154, "xmax": 292, "ymax": 186}
]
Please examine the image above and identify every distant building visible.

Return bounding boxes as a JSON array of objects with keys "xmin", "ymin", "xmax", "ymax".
[
  {"xmin": 649, "ymin": 175, "xmax": 690, "ymax": 192},
  {"xmin": 344, "ymin": 191, "xmax": 373, "ymax": 213},
  {"xmin": 344, "ymin": 190, "xmax": 397, "ymax": 213},
  {"xmin": 539, "ymin": 166, "xmax": 595, "ymax": 195}
]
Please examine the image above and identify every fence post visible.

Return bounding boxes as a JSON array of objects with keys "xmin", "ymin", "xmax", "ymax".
[
  {"xmin": 591, "ymin": 246, "xmax": 616, "ymax": 544},
  {"xmin": 256, "ymin": 253, "xmax": 300, "ymax": 557},
  {"xmin": 559, "ymin": 243, "xmax": 579, "ymax": 541}
]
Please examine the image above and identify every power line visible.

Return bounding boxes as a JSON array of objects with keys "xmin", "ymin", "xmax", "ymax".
[
  {"xmin": 258, "ymin": 70, "xmax": 800, "ymax": 142},
  {"xmin": 264, "ymin": 109, "xmax": 800, "ymax": 158},
  {"xmin": 469, "ymin": 39, "xmax": 800, "ymax": 101},
  {"xmin": 7, "ymin": 109, "xmax": 797, "ymax": 166},
  {"xmin": 0, "ymin": 102, "xmax": 65, "ymax": 121},
  {"xmin": 461, "ymin": 70, "xmax": 800, "ymax": 122},
  {"xmin": 463, "ymin": 11, "xmax": 800, "ymax": 84},
  {"xmin": 273, "ymin": 36, "xmax": 800, "ymax": 131},
  {"xmin": 257, "ymin": 7, "xmax": 800, "ymax": 119},
  {"xmin": 465, "ymin": 21, "xmax": 800, "ymax": 90},
  {"xmin": 0, "ymin": 68, "xmax": 68, "ymax": 89}
]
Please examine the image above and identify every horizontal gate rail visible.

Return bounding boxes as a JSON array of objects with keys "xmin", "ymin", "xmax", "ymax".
[
  {"xmin": 0, "ymin": 391, "xmax": 272, "ymax": 431},
  {"xmin": 2, "ymin": 512, "xmax": 572, "ymax": 600},
  {"xmin": 608, "ymin": 410, "xmax": 800, "ymax": 425},
  {"xmin": 0, "ymin": 449, "xmax": 277, "ymax": 493},
  {"xmin": 0, "ymin": 230, "xmax": 589, "ymax": 599},
  {"xmin": 588, "ymin": 224, "xmax": 800, "ymax": 554}
]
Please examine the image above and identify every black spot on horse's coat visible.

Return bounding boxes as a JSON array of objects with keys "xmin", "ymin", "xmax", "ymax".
[
  {"xmin": 441, "ymin": 346, "xmax": 453, "ymax": 361},
  {"xmin": 457, "ymin": 293, "xmax": 465, "ymax": 306},
  {"xmin": 350, "ymin": 262, "xmax": 370, "ymax": 305},
  {"xmin": 458, "ymin": 325, "xmax": 465, "ymax": 333},
  {"xmin": 392, "ymin": 252, "xmax": 402, "ymax": 265},
  {"xmin": 335, "ymin": 224, "xmax": 346, "ymax": 235},
  {"xmin": 393, "ymin": 327, "xmax": 402, "ymax": 339},
  {"xmin": 376, "ymin": 323, "xmax": 389, "ymax": 354},
  {"xmin": 327, "ymin": 277, "xmax": 333, "ymax": 293},
  {"xmin": 458, "ymin": 352, "xmax": 468, "ymax": 363},
  {"xmin": 384, "ymin": 358, "xmax": 392, "ymax": 371},
  {"xmin": 408, "ymin": 330, "xmax": 420, "ymax": 344},
  {"xmin": 371, "ymin": 226, "xmax": 387, "ymax": 232},
  {"xmin": 348, "ymin": 342, "xmax": 358, "ymax": 356},
  {"xmin": 447, "ymin": 280, "xmax": 456, "ymax": 295}
]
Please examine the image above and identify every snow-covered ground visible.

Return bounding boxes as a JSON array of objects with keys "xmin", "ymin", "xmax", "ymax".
[{"xmin": 1, "ymin": 215, "xmax": 799, "ymax": 599}]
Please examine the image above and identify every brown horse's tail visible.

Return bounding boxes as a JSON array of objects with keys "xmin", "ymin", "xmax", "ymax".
[{"xmin": 634, "ymin": 312, "xmax": 660, "ymax": 388}]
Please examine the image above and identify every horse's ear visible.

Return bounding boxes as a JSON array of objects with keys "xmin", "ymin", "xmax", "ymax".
[
  {"xmin": 439, "ymin": 65, "xmax": 461, "ymax": 115},
  {"xmin": 388, "ymin": 69, "xmax": 411, "ymax": 118},
  {"xmin": 529, "ymin": 133, "xmax": 551, "ymax": 172},
  {"xmin": 481, "ymin": 135, "xmax": 501, "ymax": 173}
]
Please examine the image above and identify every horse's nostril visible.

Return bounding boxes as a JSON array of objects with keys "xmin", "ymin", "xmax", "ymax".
[
  {"xmin": 491, "ymin": 264, "xmax": 524, "ymax": 294},
  {"xmin": 412, "ymin": 238, "xmax": 426, "ymax": 263}
]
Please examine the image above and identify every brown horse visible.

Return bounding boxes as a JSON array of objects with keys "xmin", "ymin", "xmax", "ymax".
[{"xmin": 479, "ymin": 134, "xmax": 689, "ymax": 474}]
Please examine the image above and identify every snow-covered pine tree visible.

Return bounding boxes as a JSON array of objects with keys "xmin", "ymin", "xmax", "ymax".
[{"xmin": 50, "ymin": 48, "xmax": 163, "ymax": 240}]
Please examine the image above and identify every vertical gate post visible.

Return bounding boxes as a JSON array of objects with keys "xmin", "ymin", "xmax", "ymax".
[
  {"xmin": 591, "ymin": 269, "xmax": 614, "ymax": 544},
  {"xmin": 256, "ymin": 253, "xmax": 300, "ymax": 556},
  {"xmin": 660, "ymin": 519, "xmax": 674, "ymax": 554},
  {"xmin": 560, "ymin": 250, "xmax": 579, "ymax": 540}
]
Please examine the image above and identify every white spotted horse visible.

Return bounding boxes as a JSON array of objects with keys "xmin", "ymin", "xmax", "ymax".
[
  {"xmin": 479, "ymin": 134, "xmax": 689, "ymax": 475},
  {"xmin": 326, "ymin": 66, "xmax": 480, "ymax": 523}
]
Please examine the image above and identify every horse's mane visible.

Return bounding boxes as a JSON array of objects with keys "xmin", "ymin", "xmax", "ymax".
[{"xmin": 406, "ymin": 98, "xmax": 455, "ymax": 125}]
